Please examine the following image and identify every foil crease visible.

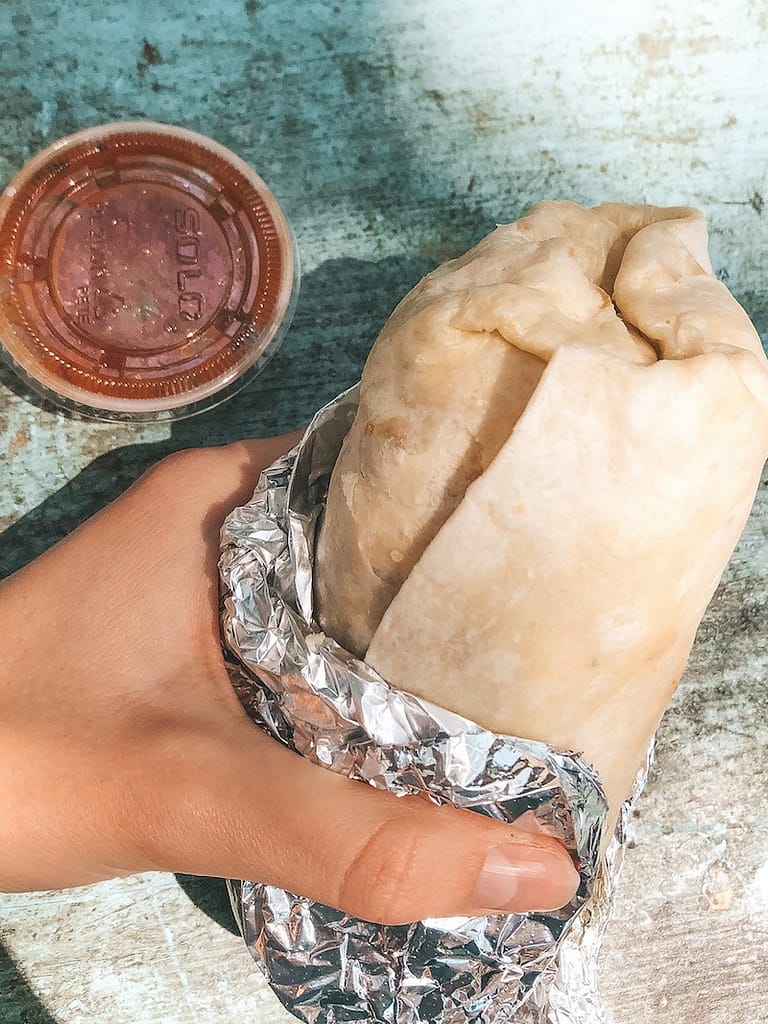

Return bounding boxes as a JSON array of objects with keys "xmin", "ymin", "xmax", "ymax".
[{"xmin": 220, "ymin": 386, "xmax": 644, "ymax": 1024}]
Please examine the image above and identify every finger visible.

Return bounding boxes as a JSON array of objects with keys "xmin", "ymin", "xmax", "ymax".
[
  {"xmin": 220, "ymin": 430, "xmax": 305, "ymax": 504},
  {"xmin": 151, "ymin": 723, "xmax": 581, "ymax": 926},
  {"xmin": 105, "ymin": 429, "xmax": 306, "ymax": 551},
  {"xmin": 120, "ymin": 429, "xmax": 305, "ymax": 519}
]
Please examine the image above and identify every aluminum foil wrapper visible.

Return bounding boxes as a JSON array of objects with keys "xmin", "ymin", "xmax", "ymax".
[{"xmin": 219, "ymin": 386, "xmax": 649, "ymax": 1024}]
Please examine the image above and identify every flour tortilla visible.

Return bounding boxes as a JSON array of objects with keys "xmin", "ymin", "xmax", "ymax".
[{"xmin": 315, "ymin": 201, "xmax": 768, "ymax": 815}]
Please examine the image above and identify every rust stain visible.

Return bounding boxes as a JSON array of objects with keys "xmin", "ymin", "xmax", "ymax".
[
  {"xmin": 686, "ymin": 33, "xmax": 725, "ymax": 56},
  {"xmin": 8, "ymin": 428, "xmax": 29, "ymax": 452},
  {"xmin": 637, "ymin": 32, "xmax": 673, "ymax": 60},
  {"xmin": 632, "ymin": 128, "xmax": 702, "ymax": 146},
  {"xmin": 141, "ymin": 39, "xmax": 163, "ymax": 66},
  {"xmin": 137, "ymin": 38, "xmax": 163, "ymax": 75},
  {"xmin": 470, "ymin": 105, "xmax": 499, "ymax": 137},
  {"xmin": 594, "ymin": 27, "xmax": 726, "ymax": 66},
  {"xmin": 705, "ymin": 890, "xmax": 734, "ymax": 911},
  {"xmin": 425, "ymin": 88, "xmax": 447, "ymax": 113}
]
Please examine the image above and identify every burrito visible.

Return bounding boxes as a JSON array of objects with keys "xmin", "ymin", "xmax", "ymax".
[{"xmin": 315, "ymin": 200, "xmax": 768, "ymax": 821}]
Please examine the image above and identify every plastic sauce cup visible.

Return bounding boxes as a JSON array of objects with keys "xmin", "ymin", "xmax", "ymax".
[{"xmin": 0, "ymin": 121, "xmax": 298, "ymax": 421}]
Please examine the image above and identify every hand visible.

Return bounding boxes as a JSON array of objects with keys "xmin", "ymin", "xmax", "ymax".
[{"xmin": 0, "ymin": 437, "xmax": 579, "ymax": 924}]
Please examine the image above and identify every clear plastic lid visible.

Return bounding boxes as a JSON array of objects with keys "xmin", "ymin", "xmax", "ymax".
[{"xmin": 0, "ymin": 121, "xmax": 298, "ymax": 421}]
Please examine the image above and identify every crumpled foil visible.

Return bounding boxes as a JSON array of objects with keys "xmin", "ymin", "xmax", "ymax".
[{"xmin": 219, "ymin": 386, "xmax": 648, "ymax": 1024}]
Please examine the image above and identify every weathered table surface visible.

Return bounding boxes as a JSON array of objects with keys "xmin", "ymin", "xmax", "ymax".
[{"xmin": 1, "ymin": 1, "xmax": 767, "ymax": 1022}]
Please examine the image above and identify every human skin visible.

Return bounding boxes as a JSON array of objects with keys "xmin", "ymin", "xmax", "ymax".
[{"xmin": 0, "ymin": 436, "xmax": 578, "ymax": 925}]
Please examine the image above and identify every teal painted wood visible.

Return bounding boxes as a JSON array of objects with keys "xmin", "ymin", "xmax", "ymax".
[{"xmin": 1, "ymin": 2, "xmax": 768, "ymax": 1022}]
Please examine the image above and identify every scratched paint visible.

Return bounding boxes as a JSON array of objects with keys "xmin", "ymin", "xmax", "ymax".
[{"xmin": 1, "ymin": 1, "xmax": 767, "ymax": 1022}]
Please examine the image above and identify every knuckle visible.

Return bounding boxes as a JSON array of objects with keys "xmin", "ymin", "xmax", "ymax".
[
  {"xmin": 152, "ymin": 448, "xmax": 213, "ymax": 482},
  {"xmin": 138, "ymin": 448, "xmax": 220, "ymax": 503},
  {"xmin": 338, "ymin": 815, "xmax": 424, "ymax": 925}
]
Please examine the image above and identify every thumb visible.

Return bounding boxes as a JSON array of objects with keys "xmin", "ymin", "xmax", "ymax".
[{"xmin": 154, "ymin": 722, "xmax": 581, "ymax": 926}]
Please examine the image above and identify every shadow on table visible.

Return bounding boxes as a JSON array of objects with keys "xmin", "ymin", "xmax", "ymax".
[
  {"xmin": 0, "ymin": 3, "xmax": 500, "ymax": 1021},
  {"xmin": 0, "ymin": 253, "xmax": 434, "ymax": 579},
  {"xmin": 174, "ymin": 875, "xmax": 240, "ymax": 936},
  {"xmin": 0, "ymin": 944, "xmax": 58, "ymax": 1024},
  {"xmin": 0, "ymin": 256, "xmax": 443, "ymax": 984},
  {"xmin": 0, "ymin": 255, "xmax": 440, "ymax": 964}
]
